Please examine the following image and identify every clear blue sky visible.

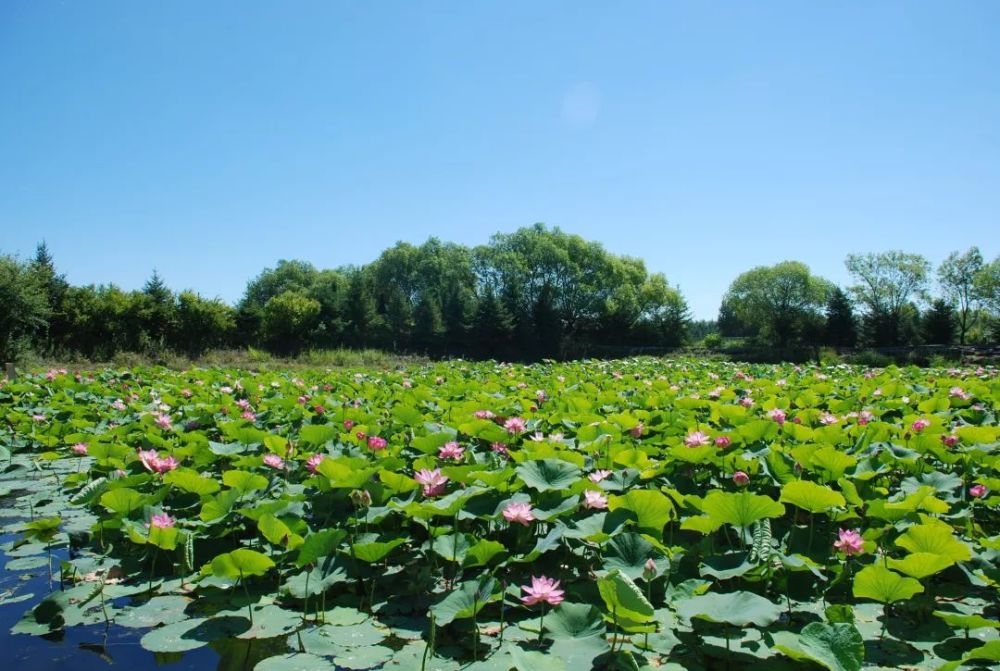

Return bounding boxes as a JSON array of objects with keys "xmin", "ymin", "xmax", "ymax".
[{"xmin": 2, "ymin": 1, "xmax": 998, "ymax": 319}]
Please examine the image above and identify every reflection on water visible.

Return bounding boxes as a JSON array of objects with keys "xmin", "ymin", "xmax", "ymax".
[{"xmin": 0, "ymin": 531, "xmax": 292, "ymax": 671}]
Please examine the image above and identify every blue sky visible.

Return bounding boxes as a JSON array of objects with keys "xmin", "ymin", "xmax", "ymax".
[{"xmin": 1, "ymin": 1, "xmax": 998, "ymax": 319}]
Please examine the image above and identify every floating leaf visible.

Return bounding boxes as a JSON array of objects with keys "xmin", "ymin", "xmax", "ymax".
[
  {"xmin": 772, "ymin": 621, "xmax": 864, "ymax": 671},
  {"xmin": 675, "ymin": 590, "xmax": 782, "ymax": 627}
]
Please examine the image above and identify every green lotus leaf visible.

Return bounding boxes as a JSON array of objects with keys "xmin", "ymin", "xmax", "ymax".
[
  {"xmin": 429, "ymin": 576, "xmax": 501, "ymax": 626},
  {"xmin": 772, "ymin": 621, "xmax": 864, "ymax": 671},
  {"xmin": 596, "ymin": 569, "xmax": 654, "ymax": 626},
  {"xmin": 895, "ymin": 521, "xmax": 971, "ymax": 562},
  {"xmin": 99, "ymin": 488, "xmax": 144, "ymax": 516},
  {"xmin": 516, "ymin": 459, "xmax": 582, "ymax": 492},
  {"xmin": 256, "ymin": 653, "xmax": 337, "ymax": 671},
  {"xmin": 164, "ymin": 468, "xmax": 220, "ymax": 495},
  {"xmin": 702, "ymin": 490, "xmax": 784, "ymax": 528},
  {"xmin": 222, "ymin": 469, "xmax": 268, "ymax": 493},
  {"xmin": 209, "ymin": 548, "xmax": 276, "ymax": 579},
  {"xmin": 779, "ymin": 480, "xmax": 846, "ymax": 513},
  {"xmin": 296, "ymin": 529, "xmax": 347, "ymax": 567},
  {"xmin": 675, "ymin": 590, "xmax": 782, "ymax": 627},
  {"xmin": 852, "ymin": 565, "xmax": 924, "ymax": 604},
  {"xmin": 608, "ymin": 489, "xmax": 675, "ymax": 536},
  {"xmin": 886, "ymin": 552, "xmax": 955, "ymax": 579}
]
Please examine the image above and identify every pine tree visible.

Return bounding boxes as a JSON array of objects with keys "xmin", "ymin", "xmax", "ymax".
[
  {"xmin": 412, "ymin": 292, "xmax": 444, "ymax": 354},
  {"xmin": 922, "ymin": 299, "xmax": 956, "ymax": 345},
  {"xmin": 471, "ymin": 289, "xmax": 513, "ymax": 359},
  {"xmin": 533, "ymin": 283, "xmax": 562, "ymax": 359},
  {"xmin": 824, "ymin": 287, "xmax": 857, "ymax": 347},
  {"xmin": 344, "ymin": 271, "xmax": 379, "ymax": 348}
]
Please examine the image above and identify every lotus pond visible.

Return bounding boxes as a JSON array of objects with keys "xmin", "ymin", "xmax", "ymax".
[{"xmin": 0, "ymin": 359, "xmax": 998, "ymax": 671}]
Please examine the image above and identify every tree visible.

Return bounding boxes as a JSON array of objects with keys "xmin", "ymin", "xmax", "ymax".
[
  {"xmin": 823, "ymin": 287, "xmax": 857, "ymax": 347},
  {"xmin": 173, "ymin": 291, "xmax": 235, "ymax": 356},
  {"xmin": 0, "ymin": 255, "xmax": 50, "ymax": 361},
  {"xmin": 261, "ymin": 291, "xmax": 321, "ymax": 355},
  {"xmin": 412, "ymin": 293, "xmax": 445, "ymax": 355},
  {"xmin": 237, "ymin": 260, "xmax": 318, "ymax": 345},
  {"xmin": 141, "ymin": 269, "xmax": 176, "ymax": 351},
  {"xmin": 722, "ymin": 261, "xmax": 831, "ymax": 349},
  {"xmin": 471, "ymin": 289, "xmax": 513, "ymax": 359},
  {"xmin": 938, "ymin": 247, "xmax": 984, "ymax": 344},
  {"xmin": 29, "ymin": 241, "xmax": 69, "ymax": 352},
  {"xmin": 343, "ymin": 269, "xmax": 379, "ymax": 348},
  {"xmin": 922, "ymin": 299, "xmax": 955, "ymax": 345},
  {"xmin": 846, "ymin": 251, "xmax": 930, "ymax": 346}
]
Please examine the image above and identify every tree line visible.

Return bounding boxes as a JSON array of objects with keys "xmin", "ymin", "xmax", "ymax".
[
  {"xmin": 0, "ymin": 225, "xmax": 688, "ymax": 361},
  {"xmin": 1, "ymin": 225, "xmax": 997, "ymax": 363},
  {"xmin": 717, "ymin": 249, "xmax": 1000, "ymax": 353}
]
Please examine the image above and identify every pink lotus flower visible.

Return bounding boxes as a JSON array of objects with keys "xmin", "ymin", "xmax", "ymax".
[
  {"xmin": 154, "ymin": 413, "xmax": 172, "ymax": 430},
  {"xmin": 858, "ymin": 410, "xmax": 874, "ymax": 425},
  {"xmin": 241, "ymin": 411, "xmax": 256, "ymax": 422},
  {"xmin": 643, "ymin": 558, "xmax": 658, "ymax": 580},
  {"xmin": 491, "ymin": 442, "xmax": 509, "ymax": 457},
  {"xmin": 969, "ymin": 484, "xmax": 988, "ymax": 498},
  {"xmin": 111, "ymin": 399, "xmax": 126, "ymax": 411},
  {"xmin": 739, "ymin": 397, "xmax": 754, "ymax": 408},
  {"xmin": 582, "ymin": 490, "xmax": 608, "ymax": 510},
  {"xmin": 941, "ymin": 434, "xmax": 959, "ymax": 447},
  {"xmin": 72, "ymin": 443, "xmax": 88, "ymax": 456},
  {"xmin": 911, "ymin": 419, "xmax": 931, "ymax": 433},
  {"xmin": 503, "ymin": 501, "xmax": 535, "ymax": 526},
  {"xmin": 474, "ymin": 410, "xmax": 495, "ymax": 420},
  {"xmin": 767, "ymin": 409, "xmax": 786, "ymax": 424},
  {"xmin": 733, "ymin": 471, "xmax": 750, "ymax": 486},
  {"xmin": 263, "ymin": 454, "xmax": 285, "ymax": 469},
  {"xmin": 588, "ymin": 469, "xmax": 612, "ymax": 483},
  {"xmin": 949, "ymin": 386, "xmax": 971, "ymax": 400},
  {"xmin": 149, "ymin": 455, "xmax": 179, "ymax": 474},
  {"xmin": 32, "ymin": 414, "xmax": 45, "ymax": 422},
  {"xmin": 181, "ymin": 389, "xmax": 193, "ymax": 398},
  {"xmin": 715, "ymin": 436, "xmax": 732, "ymax": 448},
  {"xmin": 520, "ymin": 575, "xmax": 564, "ymax": 606},
  {"xmin": 355, "ymin": 431, "xmax": 367, "ymax": 441},
  {"xmin": 438, "ymin": 441, "xmax": 464, "ymax": 461},
  {"xmin": 343, "ymin": 419, "xmax": 355, "ymax": 430},
  {"xmin": 685, "ymin": 431, "xmax": 711, "ymax": 447},
  {"xmin": 138, "ymin": 449, "xmax": 159, "ymax": 471},
  {"xmin": 819, "ymin": 414, "xmax": 839, "ymax": 426},
  {"xmin": 236, "ymin": 398, "xmax": 251, "ymax": 410},
  {"xmin": 504, "ymin": 417, "xmax": 527, "ymax": 435},
  {"xmin": 149, "ymin": 513, "xmax": 175, "ymax": 529},
  {"xmin": 414, "ymin": 468, "xmax": 448, "ymax": 497},
  {"xmin": 305, "ymin": 453, "xmax": 325, "ymax": 474},
  {"xmin": 833, "ymin": 528, "xmax": 865, "ymax": 556},
  {"xmin": 367, "ymin": 436, "xmax": 387, "ymax": 451}
]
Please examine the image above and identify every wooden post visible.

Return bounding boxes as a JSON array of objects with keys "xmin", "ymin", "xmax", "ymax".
[{"xmin": 4, "ymin": 363, "xmax": 16, "ymax": 380}]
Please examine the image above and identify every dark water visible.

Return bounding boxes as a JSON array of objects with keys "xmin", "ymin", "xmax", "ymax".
[{"xmin": 0, "ymin": 529, "xmax": 222, "ymax": 671}]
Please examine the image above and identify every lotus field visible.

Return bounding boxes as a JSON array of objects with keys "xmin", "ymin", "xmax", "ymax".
[{"xmin": 2, "ymin": 360, "xmax": 999, "ymax": 671}]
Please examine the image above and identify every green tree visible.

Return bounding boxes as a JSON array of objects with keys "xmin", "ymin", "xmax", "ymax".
[
  {"xmin": 471, "ymin": 289, "xmax": 514, "ymax": 359},
  {"xmin": 344, "ymin": 269, "xmax": 379, "ymax": 348},
  {"xmin": 140, "ymin": 270, "xmax": 176, "ymax": 352},
  {"xmin": 823, "ymin": 287, "xmax": 857, "ymax": 347},
  {"xmin": 922, "ymin": 298, "xmax": 955, "ymax": 345},
  {"xmin": 0, "ymin": 255, "xmax": 50, "ymax": 361},
  {"xmin": 722, "ymin": 261, "xmax": 831, "ymax": 349},
  {"xmin": 173, "ymin": 291, "xmax": 235, "ymax": 356},
  {"xmin": 261, "ymin": 291, "xmax": 321, "ymax": 355},
  {"xmin": 938, "ymin": 247, "xmax": 984, "ymax": 344},
  {"xmin": 412, "ymin": 292, "xmax": 445, "ymax": 354},
  {"xmin": 237, "ymin": 260, "xmax": 318, "ymax": 345},
  {"xmin": 846, "ymin": 251, "xmax": 930, "ymax": 346}
]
